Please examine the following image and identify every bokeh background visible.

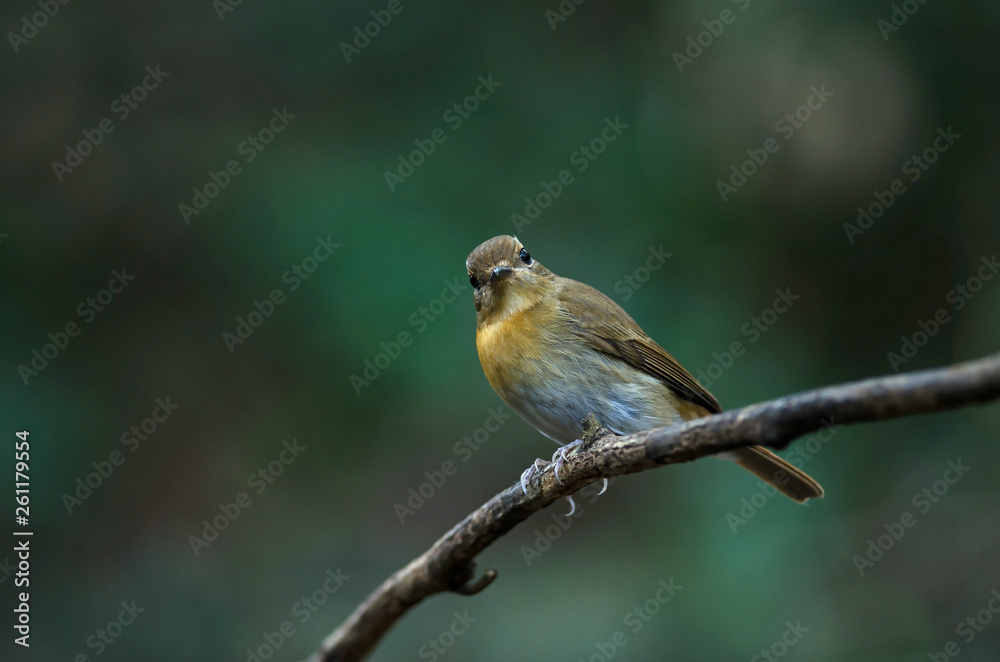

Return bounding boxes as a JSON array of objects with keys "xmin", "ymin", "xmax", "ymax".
[{"xmin": 2, "ymin": 0, "xmax": 1000, "ymax": 660}]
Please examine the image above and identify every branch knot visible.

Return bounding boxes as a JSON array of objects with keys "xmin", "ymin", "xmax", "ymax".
[{"xmin": 447, "ymin": 563, "xmax": 497, "ymax": 596}]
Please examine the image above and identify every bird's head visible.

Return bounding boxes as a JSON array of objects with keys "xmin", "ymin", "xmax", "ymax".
[{"xmin": 466, "ymin": 235, "xmax": 556, "ymax": 324}]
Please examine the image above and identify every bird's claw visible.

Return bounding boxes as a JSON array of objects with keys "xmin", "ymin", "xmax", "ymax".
[
  {"xmin": 564, "ymin": 495, "xmax": 577, "ymax": 517},
  {"xmin": 522, "ymin": 440, "xmax": 599, "ymax": 513},
  {"xmin": 551, "ymin": 439, "xmax": 584, "ymax": 485},
  {"xmin": 520, "ymin": 458, "xmax": 549, "ymax": 496}
]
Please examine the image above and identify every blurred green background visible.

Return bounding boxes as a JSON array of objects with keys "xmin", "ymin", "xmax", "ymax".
[{"xmin": 2, "ymin": 0, "xmax": 1000, "ymax": 660}]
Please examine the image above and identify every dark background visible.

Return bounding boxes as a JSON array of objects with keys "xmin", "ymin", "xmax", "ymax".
[{"xmin": 2, "ymin": 0, "xmax": 999, "ymax": 660}]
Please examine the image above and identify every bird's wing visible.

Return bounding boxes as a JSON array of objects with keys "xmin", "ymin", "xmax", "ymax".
[{"xmin": 557, "ymin": 277, "xmax": 722, "ymax": 415}]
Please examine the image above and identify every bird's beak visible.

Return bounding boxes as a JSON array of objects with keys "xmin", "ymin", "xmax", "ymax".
[{"xmin": 489, "ymin": 265, "xmax": 514, "ymax": 285}]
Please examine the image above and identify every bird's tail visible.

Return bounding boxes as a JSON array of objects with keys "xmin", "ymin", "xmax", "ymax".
[{"xmin": 729, "ymin": 446, "xmax": 824, "ymax": 503}]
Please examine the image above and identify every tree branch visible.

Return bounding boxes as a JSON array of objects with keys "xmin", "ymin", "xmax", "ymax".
[{"xmin": 308, "ymin": 353, "xmax": 1000, "ymax": 662}]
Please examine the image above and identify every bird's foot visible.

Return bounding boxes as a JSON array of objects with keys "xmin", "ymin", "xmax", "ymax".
[
  {"xmin": 520, "ymin": 458, "xmax": 550, "ymax": 496},
  {"xmin": 522, "ymin": 438, "xmax": 609, "ymax": 510},
  {"xmin": 551, "ymin": 439, "xmax": 584, "ymax": 485}
]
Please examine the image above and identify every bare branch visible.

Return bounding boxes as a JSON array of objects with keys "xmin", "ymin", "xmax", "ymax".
[{"xmin": 308, "ymin": 353, "xmax": 1000, "ymax": 662}]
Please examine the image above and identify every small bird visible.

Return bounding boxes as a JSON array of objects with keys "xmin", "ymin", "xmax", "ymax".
[{"xmin": 466, "ymin": 235, "xmax": 823, "ymax": 507}]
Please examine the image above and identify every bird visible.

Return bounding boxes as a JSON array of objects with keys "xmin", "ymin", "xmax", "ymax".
[{"xmin": 466, "ymin": 235, "xmax": 823, "ymax": 510}]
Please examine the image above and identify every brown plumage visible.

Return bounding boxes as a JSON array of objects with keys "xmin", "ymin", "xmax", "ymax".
[{"xmin": 467, "ymin": 235, "xmax": 823, "ymax": 503}]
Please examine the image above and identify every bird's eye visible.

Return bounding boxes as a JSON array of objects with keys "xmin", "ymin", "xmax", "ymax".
[
  {"xmin": 519, "ymin": 248, "xmax": 531, "ymax": 264},
  {"xmin": 469, "ymin": 274, "xmax": 480, "ymax": 290}
]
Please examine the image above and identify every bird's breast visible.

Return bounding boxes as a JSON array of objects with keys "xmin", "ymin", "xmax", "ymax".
[
  {"xmin": 476, "ymin": 303, "xmax": 556, "ymax": 401},
  {"xmin": 476, "ymin": 303, "xmax": 682, "ymax": 443}
]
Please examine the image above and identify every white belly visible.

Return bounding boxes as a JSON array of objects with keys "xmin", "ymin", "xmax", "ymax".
[{"xmin": 498, "ymin": 351, "xmax": 683, "ymax": 445}]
